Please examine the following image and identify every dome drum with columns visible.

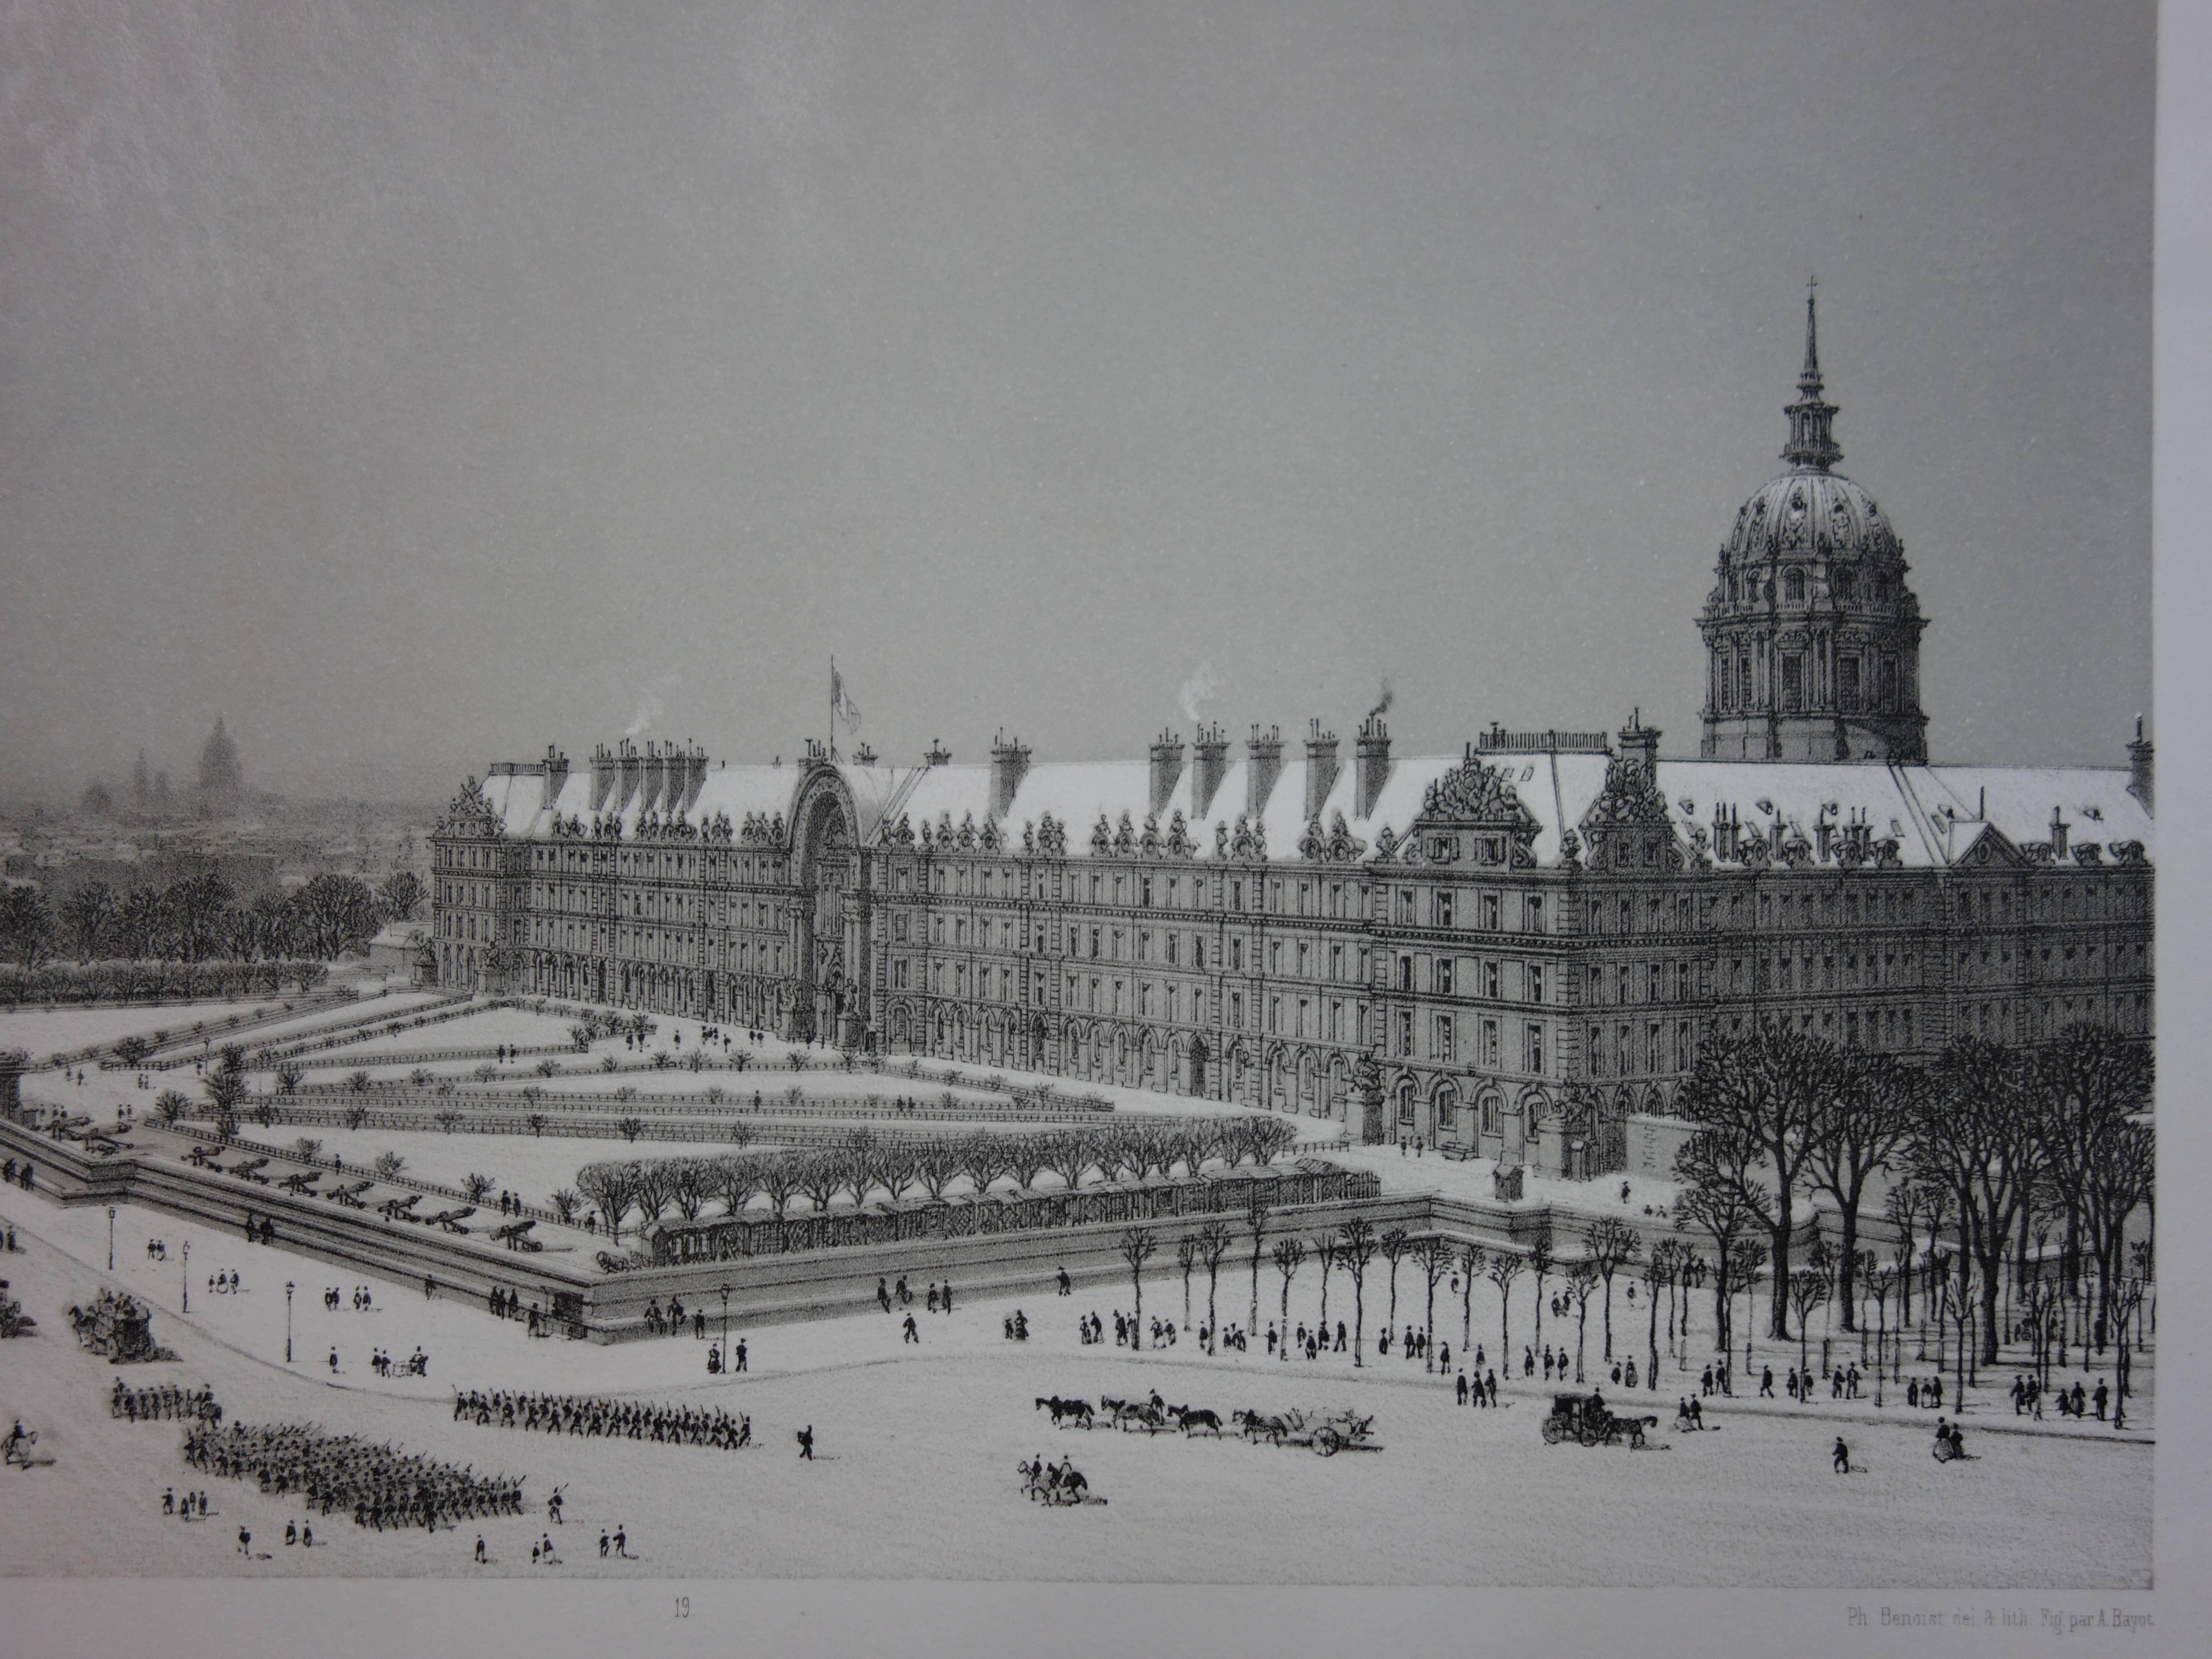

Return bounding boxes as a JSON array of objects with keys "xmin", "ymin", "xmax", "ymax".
[{"xmin": 1699, "ymin": 291, "xmax": 1929, "ymax": 763}]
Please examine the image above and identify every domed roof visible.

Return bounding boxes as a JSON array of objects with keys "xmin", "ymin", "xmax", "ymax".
[{"xmin": 1725, "ymin": 468, "xmax": 1901, "ymax": 564}]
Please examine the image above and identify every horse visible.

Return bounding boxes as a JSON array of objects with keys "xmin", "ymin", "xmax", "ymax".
[
  {"xmin": 1233, "ymin": 1408, "xmax": 1292, "ymax": 1444},
  {"xmin": 1034, "ymin": 1396, "xmax": 1095, "ymax": 1429},
  {"xmin": 1172, "ymin": 1406, "xmax": 1225, "ymax": 1436},
  {"xmin": 1608, "ymin": 1413, "xmax": 1660, "ymax": 1450}
]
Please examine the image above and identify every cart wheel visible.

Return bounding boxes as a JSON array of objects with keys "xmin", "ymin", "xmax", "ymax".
[
  {"xmin": 1315, "ymin": 1426, "xmax": 1342, "ymax": 1457},
  {"xmin": 1579, "ymin": 1426, "xmax": 1600, "ymax": 1447},
  {"xmin": 1541, "ymin": 1420, "xmax": 1563, "ymax": 1444}
]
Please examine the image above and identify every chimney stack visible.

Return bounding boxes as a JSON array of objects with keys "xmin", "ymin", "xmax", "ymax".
[
  {"xmin": 2049, "ymin": 806, "xmax": 2070, "ymax": 861},
  {"xmin": 591, "ymin": 744, "xmax": 617, "ymax": 814},
  {"xmin": 1246, "ymin": 724, "xmax": 1284, "ymax": 820},
  {"xmin": 1617, "ymin": 709, "xmax": 1661, "ymax": 778},
  {"xmin": 990, "ymin": 730, "xmax": 1031, "ymax": 819},
  {"xmin": 924, "ymin": 739, "xmax": 951, "ymax": 767},
  {"xmin": 1192, "ymin": 723, "xmax": 1231, "ymax": 818},
  {"xmin": 1304, "ymin": 720, "xmax": 1340, "ymax": 822},
  {"xmin": 542, "ymin": 746, "xmax": 570, "ymax": 813},
  {"xmin": 640, "ymin": 742, "xmax": 669, "ymax": 813},
  {"xmin": 1355, "ymin": 714, "xmax": 1392, "ymax": 818},
  {"xmin": 616, "ymin": 739, "xmax": 643, "ymax": 813},
  {"xmin": 2127, "ymin": 716, "xmax": 2153, "ymax": 815},
  {"xmin": 1148, "ymin": 730, "xmax": 1186, "ymax": 817}
]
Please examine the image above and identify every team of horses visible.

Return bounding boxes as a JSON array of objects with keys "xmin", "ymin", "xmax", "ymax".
[{"xmin": 1030, "ymin": 1391, "xmax": 1233, "ymax": 1438}]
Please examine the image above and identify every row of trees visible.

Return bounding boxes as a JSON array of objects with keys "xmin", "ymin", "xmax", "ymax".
[
  {"xmin": 0, "ymin": 956, "xmax": 334, "ymax": 1011},
  {"xmin": 571, "ymin": 1116, "xmax": 1302, "ymax": 1242},
  {"xmin": 0, "ymin": 870, "xmax": 422, "ymax": 970},
  {"xmin": 1672, "ymin": 1020, "xmax": 2152, "ymax": 1372}
]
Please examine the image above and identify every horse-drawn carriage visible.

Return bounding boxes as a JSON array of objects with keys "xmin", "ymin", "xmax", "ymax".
[{"xmin": 1540, "ymin": 1391, "xmax": 1658, "ymax": 1449}]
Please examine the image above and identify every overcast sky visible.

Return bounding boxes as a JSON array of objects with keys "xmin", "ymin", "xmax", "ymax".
[{"xmin": 0, "ymin": 0, "xmax": 2153, "ymax": 803}]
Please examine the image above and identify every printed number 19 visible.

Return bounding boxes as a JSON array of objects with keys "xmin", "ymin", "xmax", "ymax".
[{"xmin": 675, "ymin": 1596, "xmax": 690, "ymax": 1619}]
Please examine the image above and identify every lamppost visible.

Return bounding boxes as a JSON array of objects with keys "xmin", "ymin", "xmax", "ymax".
[
  {"xmin": 107, "ymin": 1205, "xmax": 116, "ymax": 1271},
  {"xmin": 286, "ymin": 1280, "xmax": 295, "ymax": 1363},
  {"xmin": 720, "ymin": 1285, "xmax": 730, "ymax": 1372},
  {"xmin": 181, "ymin": 1240, "xmax": 189, "ymax": 1313}
]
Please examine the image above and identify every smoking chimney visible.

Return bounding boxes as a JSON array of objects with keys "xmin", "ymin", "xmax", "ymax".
[
  {"xmin": 1192, "ymin": 723, "xmax": 1231, "ymax": 818},
  {"xmin": 2127, "ymin": 716, "xmax": 2153, "ymax": 815},
  {"xmin": 1247, "ymin": 724, "xmax": 1284, "ymax": 821},
  {"xmin": 1355, "ymin": 714, "xmax": 1392, "ymax": 818},
  {"xmin": 1304, "ymin": 720, "xmax": 1340, "ymax": 822},
  {"xmin": 990, "ymin": 731, "xmax": 1031, "ymax": 819},
  {"xmin": 1149, "ymin": 730, "xmax": 1186, "ymax": 817}
]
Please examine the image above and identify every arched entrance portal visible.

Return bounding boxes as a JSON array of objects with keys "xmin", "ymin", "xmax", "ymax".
[{"xmin": 790, "ymin": 769, "xmax": 875, "ymax": 1051}]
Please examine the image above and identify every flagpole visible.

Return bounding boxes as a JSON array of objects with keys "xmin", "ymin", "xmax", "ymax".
[{"xmin": 829, "ymin": 656, "xmax": 835, "ymax": 763}]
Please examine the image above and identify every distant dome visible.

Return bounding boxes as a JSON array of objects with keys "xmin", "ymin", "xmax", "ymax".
[
  {"xmin": 199, "ymin": 718, "xmax": 243, "ymax": 802},
  {"xmin": 1725, "ymin": 469, "xmax": 1901, "ymax": 565}
]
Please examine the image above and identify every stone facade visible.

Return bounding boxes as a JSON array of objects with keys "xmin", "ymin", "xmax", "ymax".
[{"xmin": 431, "ymin": 297, "xmax": 2153, "ymax": 1180}]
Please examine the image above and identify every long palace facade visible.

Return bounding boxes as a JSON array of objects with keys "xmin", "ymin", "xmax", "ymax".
[{"xmin": 429, "ymin": 298, "xmax": 2154, "ymax": 1176}]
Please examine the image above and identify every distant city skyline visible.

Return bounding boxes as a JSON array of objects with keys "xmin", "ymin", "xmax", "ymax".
[{"xmin": 0, "ymin": 1, "xmax": 2153, "ymax": 804}]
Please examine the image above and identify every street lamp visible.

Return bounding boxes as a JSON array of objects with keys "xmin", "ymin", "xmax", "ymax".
[
  {"xmin": 720, "ymin": 1286, "xmax": 730, "ymax": 1371},
  {"xmin": 107, "ymin": 1205, "xmax": 116, "ymax": 1271},
  {"xmin": 181, "ymin": 1240, "xmax": 189, "ymax": 1313},
  {"xmin": 286, "ymin": 1280, "xmax": 295, "ymax": 1364}
]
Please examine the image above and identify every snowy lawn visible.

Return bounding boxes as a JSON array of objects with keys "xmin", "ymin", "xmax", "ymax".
[
  {"xmin": 0, "ymin": 1196, "xmax": 2152, "ymax": 1584},
  {"xmin": 0, "ymin": 1001, "xmax": 300, "ymax": 1065}
]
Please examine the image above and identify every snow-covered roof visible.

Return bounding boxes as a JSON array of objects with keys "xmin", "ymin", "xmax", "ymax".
[{"xmin": 472, "ymin": 750, "xmax": 2151, "ymax": 872}]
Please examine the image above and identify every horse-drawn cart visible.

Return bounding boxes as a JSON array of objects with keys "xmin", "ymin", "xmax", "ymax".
[
  {"xmin": 1237, "ymin": 1408, "xmax": 1383, "ymax": 1455},
  {"xmin": 1540, "ymin": 1391, "xmax": 1658, "ymax": 1449}
]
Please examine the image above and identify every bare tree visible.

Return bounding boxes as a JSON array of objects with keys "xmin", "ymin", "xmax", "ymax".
[
  {"xmin": 1119, "ymin": 1227, "xmax": 1158, "ymax": 1349},
  {"xmin": 1642, "ymin": 1237, "xmax": 1679, "ymax": 1388},
  {"xmin": 1458, "ymin": 1241, "xmax": 1485, "ymax": 1355},
  {"xmin": 1337, "ymin": 1216, "xmax": 1378, "ymax": 1366},
  {"xmin": 1485, "ymin": 1249, "xmax": 1524, "ymax": 1368},
  {"xmin": 1246, "ymin": 1184, "xmax": 1272, "ymax": 1341},
  {"xmin": 1197, "ymin": 1219, "xmax": 1234, "ymax": 1352},
  {"xmin": 1805, "ymin": 1049, "xmax": 1915, "ymax": 1332},
  {"xmin": 1311, "ymin": 1234, "xmax": 1336, "ymax": 1340},
  {"xmin": 1565, "ymin": 1258, "xmax": 1600, "ymax": 1382},
  {"xmin": 1584, "ymin": 1216, "xmax": 1642, "ymax": 1361},
  {"xmin": 1908, "ymin": 1036, "xmax": 2036, "ymax": 1366},
  {"xmin": 1176, "ymin": 1234, "xmax": 1198, "ymax": 1329},
  {"xmin": 1410, "ymin": 1236, "xmax": 1453, "ymax": 1370},
  {"xmin": 1527, "ymin": 1222, "xmax": 1555, "ymax": 1361},
  {"xmin": 1787, "ymin": 1260, "xmax": 1830, "ymax": 1398},
  {"xmin": 1675, "ymin": 1021, "xmax": 1835, "ymax": 1340},
  {"xmin": 1380, "ymin": 1227, "xmax": 1411, "ymax": 1347},
  {"xmin": 1271, "ymin": 1237, "xmax": 1307, "ymax": 1361}
]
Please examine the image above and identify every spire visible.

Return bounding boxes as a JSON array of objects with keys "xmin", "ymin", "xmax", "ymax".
[{"xmin": 1781, "ymin": 277, "xmax": 1842, "ymax": 472}]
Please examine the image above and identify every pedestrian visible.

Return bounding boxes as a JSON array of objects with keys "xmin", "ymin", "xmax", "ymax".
[
  {"xmin": 238, "ymin": 1525, "xmax": 251, "ymax": 1555},
  {"xmin": 1457, "ymin": 1371, "xmax": 1469, "ymax": 1406},
  {"xmin": 614, "ymin": 1525, "xmax": 628, "ymax": 1558},
  {"xmin": 475, "ymin": 1534, "xmax": 487, "ymax": 1564},
  {"xmin": 1761, "ymin": 1366, "xmax": 1775, "ymax": 1398},
  {"xmin": 797, "ymin": 1424, "xmax": 814, "ymax": 1461},
  {"xmin": 735, "ymin": 1339, "xmax": 747, "ymax": 1372},
  {"xmin": 599, "ymin": 1530, "xmax": 610, "ymax": 1558},
  {"xmin": 1833, "ymin": 1436, "xmax": 1850, "ymax": 1474},
  {"xmin": 903, "ymin": 1312, "xmax": 919, "ymax": 1344},
  {"xmin": 2094, "ymin": 1379, "xmax": 2109, "ymax": 1421}
]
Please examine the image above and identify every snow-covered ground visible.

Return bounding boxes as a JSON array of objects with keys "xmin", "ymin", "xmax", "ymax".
[
  {"xmin": 0, "ymin": 1000, "xmax": 294, "ymax": 1064},
  {"xmin": 0, "ymin": 1196, "xmax": 2153, "ymax": 1584}
]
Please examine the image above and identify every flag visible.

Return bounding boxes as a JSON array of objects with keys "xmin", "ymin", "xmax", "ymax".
[{"xmin": 832, "ymin": 665, "xmax": 862, "ymax": 733}]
